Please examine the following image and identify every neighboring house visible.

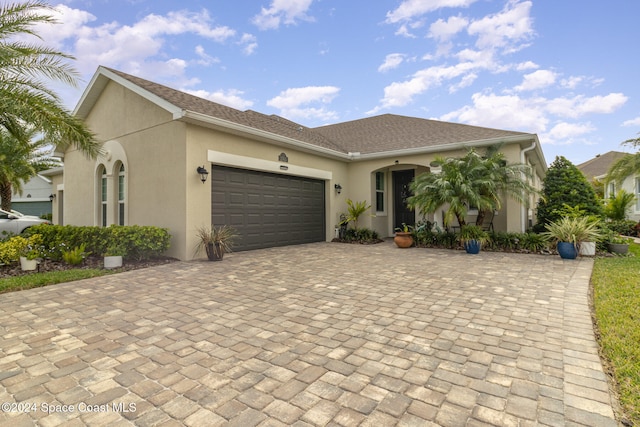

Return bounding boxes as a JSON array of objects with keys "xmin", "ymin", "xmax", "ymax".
[
  {"xmin": 0, "ymin": 174, "xmax": 52, "ymax": 217},
  {"xmin": 577, "ymin": 151, "xmax": 640, "ymax": 221},
  {"xmin": 54, "ymin": 66, "xmax": 547, "ymax": 260}
]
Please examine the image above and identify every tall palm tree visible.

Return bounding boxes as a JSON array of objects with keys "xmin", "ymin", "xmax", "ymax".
[
  {"xmin": 0, "ymin": 1, "xmax": 99, "ymax": 158},
  {"xmin": 0, "ymin": 127, "xmax": 60, "ymax": 211},
  {"xmin": 606, "ymin": 133, "xmax": 640, "ymax": 185}
]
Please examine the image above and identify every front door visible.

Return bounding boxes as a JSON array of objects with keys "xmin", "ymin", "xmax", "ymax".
[{"xmin": 393, "ymin": 170, "xmax": 415, "ymax": 230}]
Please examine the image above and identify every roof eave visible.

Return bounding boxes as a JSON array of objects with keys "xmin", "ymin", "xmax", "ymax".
[
  {"xmin": 179, "ymin": 110, "xmax": 351, "ymax": 160},
  {"xmin": 355, "ymin": 133, "xmax": 540, "ymax": 160}
]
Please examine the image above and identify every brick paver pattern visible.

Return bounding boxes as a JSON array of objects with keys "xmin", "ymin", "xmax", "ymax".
[{"xmin": 0, "ymin": 242, "xmax": 619, "ymax": 426}]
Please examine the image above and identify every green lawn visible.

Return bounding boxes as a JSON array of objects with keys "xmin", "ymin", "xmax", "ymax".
[
  {"xmin": 0, "ymin": 269, "xmax": 113, "ymax": 294},
  {"xmin": 592, "ymin": 243, "xmax": 640, "ymax": 426}
]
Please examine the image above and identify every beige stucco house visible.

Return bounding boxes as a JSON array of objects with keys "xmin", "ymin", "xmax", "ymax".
[{"xmin": 53, "ymin": 66, "xmax": 547, "ymax": 260}]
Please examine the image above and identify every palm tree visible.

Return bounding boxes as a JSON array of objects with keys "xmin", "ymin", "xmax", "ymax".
[
  {"xmin": 0, "ymin": 1, "xmax": 99, "ymax": 158},
  {"xmin": 408, "ymin": 147, "xmax": 536, "ymax": 228},
  {"xmin": 474, "ymin": 146, "xmax": 537, "ymax": 227},
  {"xmin": 606, "ymin": 133, "xmax": 640, "ymax": 185},
  {"xmin": 408, "ymin": 151, "xmax": 495, "ymax": 228},
  {"xmin": 0, "ymin": 127, "xmax": 60, "ymax": 211}
]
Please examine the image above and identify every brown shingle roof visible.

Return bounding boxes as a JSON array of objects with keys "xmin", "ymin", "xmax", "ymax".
[
  {"xmin": 105, "ymin": 67, "xmax": 531, "ymax": 155},
  {"xmin": 312, "ymin": 114, "xmax": 527, "ymax": 154},
  {"xmin": 577, "ymin": 151, "xmax": 628, "ymax": 180}
]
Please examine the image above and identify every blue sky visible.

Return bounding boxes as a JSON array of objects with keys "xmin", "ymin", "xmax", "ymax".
[{"xmin": 30, "ymin": 0, "xmax": 640, "ymax": 165}]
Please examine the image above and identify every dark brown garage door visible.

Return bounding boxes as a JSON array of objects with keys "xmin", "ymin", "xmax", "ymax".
[{"xmin": 211, "ymin": 166, "xmax": 325, "ymax": 251}]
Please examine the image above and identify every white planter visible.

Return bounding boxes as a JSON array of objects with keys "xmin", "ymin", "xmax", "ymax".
[
  {"xmin": 104, "ymin": 255, "xmax": 123, "ymax": 269},
  {"xmin": 20, "ymin": 256, "xmax": 38, "ymax": 271},
  {"xmin": 579, "ymin": 241, "xmax": 596, "ymax": 256}
]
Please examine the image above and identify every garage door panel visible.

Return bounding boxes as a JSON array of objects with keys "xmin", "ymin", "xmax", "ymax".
[{"xmin": 212, "ymin": 165, "xmax": 325, "ymax": 251}]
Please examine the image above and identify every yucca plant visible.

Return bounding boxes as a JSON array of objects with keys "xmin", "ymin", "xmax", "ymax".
[
  {"xmin": 542, "ymin": 216, "xmax": 603, "ymax": 247},
  {"xmin": 195, "ymin": 225, "xmax": 237, "ymax": 261}
]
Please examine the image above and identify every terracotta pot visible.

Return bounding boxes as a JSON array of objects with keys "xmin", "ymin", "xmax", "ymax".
[{"xmin": 394, "ymin": 232, "xmax": 413, "ymax": 248}]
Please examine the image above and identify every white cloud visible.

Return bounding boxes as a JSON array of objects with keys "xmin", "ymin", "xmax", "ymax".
[
  {"xmin": 623, "ymin": 116, "xmax": 640, "ymax": 127},
  {"xmin": 194, "ymin": 45, "xmax": 219, "ymax": 66},
  {"xmin": 428, "ymin": 15, "xmax": 469, "ymax": 42},
  {"xmin": 516, "ymin": 61, "xmax": 538, "ymax": 71},
  {"xmin": 440, "ymin": 91, "xmax": 628, "ymax": 144},
  {"xmin": 544, "ymin": 122, "xmax": 596, "ymax": 141},
  {"xmin": 46, "ymin": 7, "xmax": 238, "ymax": 76},
  {"xmin": 239, "ymin": 33, "xmax": 258, "ymax": 55},
  {"xmin": 514, "ymin": 69, "xmax": 557, "ymax": 92},
  {"xmin": 369, "ymin": 62, "xmax": 478, "ymax": 113},
  {"xmin": 252, "ymin": 0, "xmax": 314, "ymax": 30},
  {"xmin": 378, "ymin": 53, "xmax": 406, "ymax": 73},
  {"xmin": 267, "ymin": 86, "xmax": 339, "ymax": 121},
  {"xmin": 185, "ymin": 88, "xmax": 254, "ymax": 110},
  {"xmin": 385, "ymin": 0, "xmax": 477, "ymax": 24},
  {"xmin": 467, "ymin": 1, "xmax": 534, "ymax": 53},
  {"xmin": 441, "ymin": 92, "xmax": 549, "ymax": 132},
  {"xmin": 546, "ymin": 93, "xmax": 628, "ymax": 118}
]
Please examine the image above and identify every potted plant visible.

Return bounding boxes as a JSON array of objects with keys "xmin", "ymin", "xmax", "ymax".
[
  {"xmin": 195, "ymin": 225, "xmax": 237, "ymax": 261},
  {"xmin": 19, "ymin": 234, "xmax": 44, "ymax": 271},
  {"xmin": 104, "ymin": 243, "xmax": 126, "ymax": 269},
  {"xmin": 607, "ymin": 235, "xmax": 633, "ymax": 255},
  {"xmin": 459, "ymin": 225, "xmax": 489, "ymax": 254},
  {"xmin": 394, "ymin": 223, "xmax": 414, "ymax": 248},
  {"xmin": 542, "ymin": 216, "xmax": 603, "ymax": 259}
]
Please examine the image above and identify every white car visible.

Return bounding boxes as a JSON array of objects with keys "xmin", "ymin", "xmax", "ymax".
[{"xmin": 0, "ymin": 209, "xmax": 51, "ymax": 236}]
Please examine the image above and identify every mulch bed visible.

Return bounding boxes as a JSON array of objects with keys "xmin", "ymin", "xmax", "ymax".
[{"xmin": 0, "ymin": 255, "xmax": 178, "ymax": 279}]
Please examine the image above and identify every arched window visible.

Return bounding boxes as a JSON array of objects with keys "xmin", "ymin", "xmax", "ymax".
[
  {"xmin": 100, "ymin": 166, "xmax": 107, "ymax": 226},
  {"xmin": 118, "ymin": 163, "xmax": 126, "ymax": 225}
]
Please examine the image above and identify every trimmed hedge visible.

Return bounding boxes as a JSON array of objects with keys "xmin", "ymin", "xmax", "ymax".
[{"xmin": 24, "ymin": 225, "xmax": 171, "ymax": 261}]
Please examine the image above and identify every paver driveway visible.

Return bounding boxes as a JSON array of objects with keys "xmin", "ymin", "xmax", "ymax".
[{"xmin": 0, "ymin": 242, "xmax": 619, "ymax": 426}]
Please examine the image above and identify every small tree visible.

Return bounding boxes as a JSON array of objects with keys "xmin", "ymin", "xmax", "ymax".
[{"xmin": 535, "ymin": 156, "xmax": 603, "ymax": 230}]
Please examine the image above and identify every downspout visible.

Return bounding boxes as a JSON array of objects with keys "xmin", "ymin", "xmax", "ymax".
[{"xmin": 520, "ymin": 141, "xmax": 537, "ymax": 232}]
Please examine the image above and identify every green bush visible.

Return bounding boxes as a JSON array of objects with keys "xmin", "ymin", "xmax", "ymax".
[
  {"xmin": 341, "ymin": 227, "xmax": 381, "ymax": 244},
  {"xmin": 24, "ymin": 225, "xmax": 171, "ymax": 260},
  {"xmin": 0, "ymin": 234, "xmax": 43, "ymax": 264},
  {"xmin": 606, "ymin": 219, "xmax": 638, "ymax": 236}
]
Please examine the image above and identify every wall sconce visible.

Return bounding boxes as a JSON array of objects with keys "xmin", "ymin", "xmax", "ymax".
[
  {"xmin": 49, "ymin": 194, "xmax": 56, "ymax": 202},
  {"xmin": 197, "ymin": 166, "xmax": 209, "ymax": 183},
  {"xmin": 334, "ymin": 184, "xmax": 342, "ymax": 194}
]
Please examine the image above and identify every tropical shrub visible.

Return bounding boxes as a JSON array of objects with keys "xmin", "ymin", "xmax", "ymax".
[
  {"xmin": 343, "ymin": 199, "xmax": 371, "ymax": 228},
  {"xmin": 604, "ymin": 190, "xmax": 636, "ymax": 221},
  {"xmin": 62, "ymin": 243, "xmax": 89, "ymax": 265}
]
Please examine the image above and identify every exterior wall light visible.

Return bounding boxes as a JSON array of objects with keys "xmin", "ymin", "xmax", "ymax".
[
  {"xmin": 334, "ymin": 184, "xmax": 342, "ymax": 194},
  {"xmin": 49, "ymin": 194, "xmax": 56, "ymax": 202},
  {"xmin": 197, "ymin": 166, "xmax": 209, "ymax": 183}
]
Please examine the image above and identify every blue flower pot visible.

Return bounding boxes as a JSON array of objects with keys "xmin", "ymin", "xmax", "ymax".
[
  {"xmin": 464, "ymin": 239, "xmax": 481, "ymax": 254},
  {"xmin": 557, "ymin": 242, "xmax": 578, "ymax": 259}
]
